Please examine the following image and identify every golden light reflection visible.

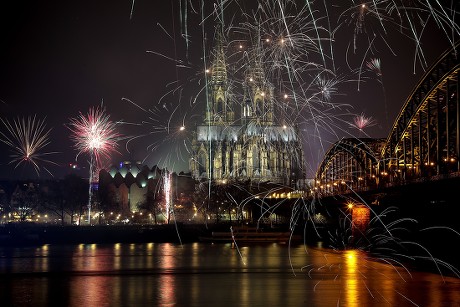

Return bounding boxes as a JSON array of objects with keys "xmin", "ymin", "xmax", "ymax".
[
  {"xmin": 42, "ymin": 244, "xmax": 49, "ymax": 254},
  {"xmin": 190, "ymin": 243, "xmax": 200, "ymax": 302},
  {"xmin": 33, "ymin": 244, "xmax": 49, "ymax": 272},
  {"xmin": 4, "ymin": 243, "xmax": 460, "ymax": 306},
  {"xmin": 113, "ymin": 243, "xmax": 121, "ymax": 270},
  {"xmin": 72, "ymin": 244, "xmax": 99, "ymax": 272},
  {"xmin": 70, "ymin": 276, "xmax": 113, "ymax": 307},
  {"xmin": 240, "ymin": 257, "xmax": 250, "ymax": 307},
  {"xmin": 190, "ymin": 242, "xmax": 199, "ymax": 268},
  {"xmin": 344, "ymin": 250, "xmax": 359, "ymax": 307},
  {"xmin": 159, "ymin": 243, "xmax": 176, "ymax": 306}
]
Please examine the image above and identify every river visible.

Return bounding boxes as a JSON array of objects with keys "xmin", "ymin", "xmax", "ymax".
[{"xmin": 1, "ymin": 242, "xmax": 459, "ymax": 306}]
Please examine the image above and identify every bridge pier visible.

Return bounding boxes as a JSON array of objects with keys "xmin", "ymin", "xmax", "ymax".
[{"xmin": 308, "ymin": 175, "xmax": 460, "ymax": 250}]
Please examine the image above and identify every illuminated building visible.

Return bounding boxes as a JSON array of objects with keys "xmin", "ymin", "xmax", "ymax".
[
  {"xmin": 189, "ymin": 30, "xmax": 305, "ymax": 186},
  {"xmin": 98, "ymin": 162, "xmax": 195, "ymax": 219}
]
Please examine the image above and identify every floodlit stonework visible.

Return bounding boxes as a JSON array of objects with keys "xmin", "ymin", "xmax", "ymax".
[{"xmin": 189, "ymin": 30, "xmax": 305, "ymax": 186}]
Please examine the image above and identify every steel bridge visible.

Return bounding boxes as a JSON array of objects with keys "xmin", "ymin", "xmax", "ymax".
[{"xmin": 315, "ymin": 43, "xmax": 460, "ymax": 196}]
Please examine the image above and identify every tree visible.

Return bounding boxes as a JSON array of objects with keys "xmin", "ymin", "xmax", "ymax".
[
  {"xmin": 140, "ymin": 190, "xmax": 163, "ymax": 224},
  {"xmin": 60, "ymin": 174, "xmax": 88, "ymax": 225},
  {"xmin": 39, "ymin": 180, "xmax": 65, "ymax": 224},
  {"xmin": 0, "ymin": 185, "xmax": 9, "ymax": 219},
  {"xmin": 10, "ymin": 183, "xmax": 39, "ymax": 222},
  {"xmin": 37, "ymin": 176, "xmax": 88, "ymax": 225}
]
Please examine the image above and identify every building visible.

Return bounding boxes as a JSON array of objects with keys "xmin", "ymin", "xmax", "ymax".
[
  {"xmin": 98, "ymin": 161, "xmax": 195, "ymax": 221},
  {"xmin": 189, "ymin": 30, "xmax": 305, "ymax": 186}
]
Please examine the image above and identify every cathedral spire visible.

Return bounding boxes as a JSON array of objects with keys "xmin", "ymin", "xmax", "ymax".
[
  {"xmin": 211, "ymin": 27, "xmax": 227, "ymax": 86},
  {"xmin": 205, "ymin": 26, "xmax": 233, "ymax": 125},
  {"xmin": 242, "ymin": 35, "xmax": 274, "ymax": 126},
  {"xmin": 250, "ymin": 38, "xmax": 265, "ymax": 85}
]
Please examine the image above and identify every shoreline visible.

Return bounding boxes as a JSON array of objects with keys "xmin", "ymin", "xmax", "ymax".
[
  {"xmin": 0, "ymin": 223, "xmax": 208, "ymax": 246},
  {"xmin": 0, "ymin": 223, "xmax": 303, "ymax": 246}
]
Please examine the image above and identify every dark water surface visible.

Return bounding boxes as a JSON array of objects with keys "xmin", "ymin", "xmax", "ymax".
[{"xmin": 1, "ymin": 242, "xmax": 459, "ymax": 307}]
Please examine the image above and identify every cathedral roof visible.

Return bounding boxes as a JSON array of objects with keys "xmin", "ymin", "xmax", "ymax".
[
  {"xmin": 196, "ymin": 124, "xmax": 298, "ymax": 142},
  {"xmin": 196, "ymin": 125, "xmax": 240, "ymax": 141},
  {"xmin": 246, "ymin": 122, "xmax": 298, "ymax": 142}
]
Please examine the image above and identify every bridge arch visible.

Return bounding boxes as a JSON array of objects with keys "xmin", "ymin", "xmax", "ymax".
[
  {"xmin": 315, "ymin": 138, "xmax": 385, "ymax": 194},
  {"xmin": 380, "ymin": 43, "xmax": 460, "ymax": 184},
  {"xmin": 315, "ymin": 43, "xmax": 460, "ymax": 195}
]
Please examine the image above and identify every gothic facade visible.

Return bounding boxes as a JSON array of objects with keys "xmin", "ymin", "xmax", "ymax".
[{"xmin": 189, "ymin": 32, "xmax": 305, "ymax": 186}]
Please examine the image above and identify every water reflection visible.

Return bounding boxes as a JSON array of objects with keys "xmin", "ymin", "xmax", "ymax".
[
  {"xmin": 344, "ymin": 250, "xmax": 359, "ymax": 307},
  {"xmin": 69, "ymin": 275, "xmax": 112, "ymax": 307},
  {"xmin": 158, "ymin": 243, "xmax": 176, "ymax": 306},
  {"xmin": 33, "ymin": 244, "xmax": 49, "ymax": 273},
  {"xmin": 0, "ymin": 243, "xmax": 459, "ymax": 306}
]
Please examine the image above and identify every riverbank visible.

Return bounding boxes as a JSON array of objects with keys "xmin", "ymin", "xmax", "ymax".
[
  {"xmin": 0, "ymin": 223, "xmax": 303, "ymax": 246},
  {"xmin": 0, "ymin": 223, "xmax": 206, "ymax": 246}
]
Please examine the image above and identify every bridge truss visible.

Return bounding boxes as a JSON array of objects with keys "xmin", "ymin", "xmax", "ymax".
[{"xmin": 315, "ymin": 44, "xmax": 460, "ymax": 195}]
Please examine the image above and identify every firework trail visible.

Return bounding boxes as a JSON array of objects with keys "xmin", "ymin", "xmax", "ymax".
[
  {"xmin": 67, "ymin": 106, "xmax": 121, "ymax": 224},
  {"xmin": 149, "ymin": 0, "xmax": 348, "ymax": 141},
  {"xmin": 294, "ymin": 182, "xmax": 460, "ymax": 305},
  {"xmin": 366, "ymin": 57, "xmax": 390, "ymax": 131},
  {"xmin": 120, "ymin": 96, "xmax": 198, "ymax": 172},
  {"xmin": 130, "ymin": 0, "xmax": 459, "ymax": 168},
  {"xmin": 0, "ymin": 115, "xmax": 58, "ymax": 176},
  {"xmin": 129, "ymin": 0, "xmax": 135, "ymax": 20},
  {"xmin": 337, "ymin": 1, "xmax": 460, "ymax": 68},
  {"xmin": 330, "ymin": 202, "xmax": 460, "ymax": 277},
  {"xmin": 140, "ymin": 1, "xmax": 458, "ymax": 204},
  {"xmin": 128, "ymin": 0, "xmax": 387, "ymax": 176},
  {"xmin": 121, "ymin": 0, "xmax": 211, "ymax": 171},
  {"xmin": 145, "ymin": 5, "xmax": 460, "ymax": 194},
  {"xmin": 130, "ymin": 2, "xmax": 460, "ymax": 299},
  {"xmin": 118, "ymin": 5, "xmax": 460, "ymax": 306}
]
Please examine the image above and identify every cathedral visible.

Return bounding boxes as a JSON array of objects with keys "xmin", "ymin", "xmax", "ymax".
[{"xmin": 189, "ymin": 31, "xmax": 305, "ymax": 186}]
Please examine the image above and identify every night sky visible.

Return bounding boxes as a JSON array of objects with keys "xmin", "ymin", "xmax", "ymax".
[{"xmin": 0, "ymin": 0, "xmax": 454, "ymax": 180}]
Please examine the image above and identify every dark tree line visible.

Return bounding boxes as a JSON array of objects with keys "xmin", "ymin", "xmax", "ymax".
[{"xmin": 1, "ymin": 174, "xmax": 88, "ymax": 224}]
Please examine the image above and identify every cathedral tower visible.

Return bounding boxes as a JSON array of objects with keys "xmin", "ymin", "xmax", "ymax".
[
  {"xmin": 242, "ymin": 41, "xmax": 274, "ymax": 126},
  {"xmin": 205, "ymin": 29, "xmax": 234, "ymax": 125},
  {"xmin": 190, "ymin": 29, "xmax": 305, "ymax": 186}
]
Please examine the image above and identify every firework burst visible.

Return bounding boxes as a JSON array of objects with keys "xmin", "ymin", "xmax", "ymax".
[
  {"xmin": 351, "ymin": 112, "xmax": 377, "ymax": 131},
  {"xmin": 67, "ymin": 106, "xmax": 121, "ymax": 224},
  {"xmin": 67, "ymin": 106, "xmax": 120, "ymax": 168},
  {"xmin": 0, "ymin": 115, "xmax": 58, "ymax": 176},
  {"xmin": 366, "ymin": 58, "xmax": 382, "ymax": 77}
]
